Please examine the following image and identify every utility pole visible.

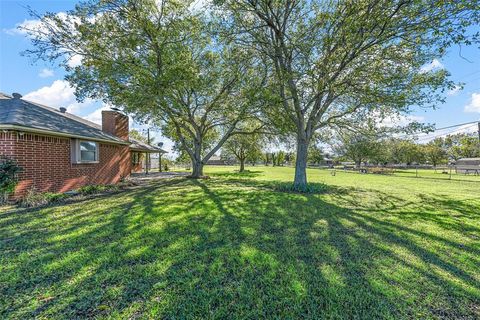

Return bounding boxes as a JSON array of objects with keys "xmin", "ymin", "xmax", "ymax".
[
  {"xmin": 158, "ymin": 142, "xmax": 164, "ymax": 173},
  {"xmin": 477, "ymin": 121, "xmax": 480, "ymax": 142}
]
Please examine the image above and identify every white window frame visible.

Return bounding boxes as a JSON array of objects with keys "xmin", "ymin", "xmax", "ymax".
[{"xmin": 71, "ymin": 139, "xmax": 99, "ymax": 164}]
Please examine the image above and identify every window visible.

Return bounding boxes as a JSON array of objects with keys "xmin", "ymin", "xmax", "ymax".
[
  {"xmin": 72, "ymin": 140, "xmax": 99, "ymax": 163},
  {"xmin": 80, "ymin": 141, "xmax": 98, "ymax": 162}
]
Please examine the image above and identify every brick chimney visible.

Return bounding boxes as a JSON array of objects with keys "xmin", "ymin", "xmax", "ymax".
[{"xmin": 102, "ymin": 110, "xmax": 129, "ymax": 141}]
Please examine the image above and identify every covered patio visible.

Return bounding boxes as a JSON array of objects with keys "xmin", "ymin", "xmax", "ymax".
[{"xmin": 129, "ymin": 138, "xmax": 167, "ymax": 174}]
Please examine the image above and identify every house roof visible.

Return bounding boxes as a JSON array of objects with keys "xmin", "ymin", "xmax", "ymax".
[
  {"xmin": 130, "ymin": 138, "xmax": 167, "ymax": 153},
  {"xmin": 0, "ymin": 93, "xmax": 127, "ymax": 144},
  {"xmin": 0, "ymin": 92, "xmax": 167, "ymax": 153}
]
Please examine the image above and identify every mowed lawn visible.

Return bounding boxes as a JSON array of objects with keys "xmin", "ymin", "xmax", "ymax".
[{"xmin": 1, "ymin": 166, "xmax": 479, "ymax": 319}]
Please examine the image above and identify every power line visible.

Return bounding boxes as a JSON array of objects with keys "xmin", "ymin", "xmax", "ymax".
[
  {"xmin": 463, "ymin": 75, "xmax": 480, "ymax": 84},
  {"xmin": 429, "ymin": 120, "xmax": 480, "ymax": 132},
  {"xmin": 414, "ymin": 124, "xmax": 477, "ymax": 142},
  {"xmin": 394, "ymin": 120, "xmax": 479, "ymax": 140}
]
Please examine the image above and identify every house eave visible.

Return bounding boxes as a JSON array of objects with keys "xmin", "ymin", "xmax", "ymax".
[
  {"xmin": 0, "ymin": 124, "xmax": 130, "ymax": 145},
  {"xmin": 130, "ymin": 148, "xmax": 167, "ymax": 154}
]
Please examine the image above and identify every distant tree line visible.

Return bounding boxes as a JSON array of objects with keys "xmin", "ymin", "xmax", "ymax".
[{"xmin": 333, "ymin": 132, "xmax": 480, "ymax": 167}]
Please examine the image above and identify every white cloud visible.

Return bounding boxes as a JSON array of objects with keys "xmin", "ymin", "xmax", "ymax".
[
  {"xmin": 447, "ymin": 85, "xmax": 461, "ymax": 96},
  {"xmin": 4, "ymin": 12, "xmax": 69, "ymax": 37},
  {"xmin": 420, "ymin": 59, "xmax": 444, "ymax": 73},
  {"xmin": 3, "ymin": 18, "xmax": 43, "ymax": 36},
  {"xmin": 381, "ymin": 114, "xmax": 425, "ymax": 127},
  {"xmin": 23, "ymin": 79, "xmax": 93, "ymax": 114},
  {"xmin": 66, "ymin": 54, "xmax": 83, "ymax": 68},
  {"xmin": 464, "ymin": 92, "xmax": 480, "ymax": 113},
  {"xmin": 84, "ymin": 105, "xmax": 112, "ymax": 124},
  {"xmin": 38, "ymin": 68, "xmax": 54, "ymax": 78},
  {"xmin": 23, "ymin": 80, "xmax": 76, "ymax": 106}
]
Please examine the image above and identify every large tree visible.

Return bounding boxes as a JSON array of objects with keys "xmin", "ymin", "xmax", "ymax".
[
  {"xmin": 25, "ymin": 0, "xmax": 264, "ymax": 178},
  {"xmin": 388, "ymin": 139, "xmax": 424, "ymax": 165},
  {"xmin": 423, "ymin": 138, "xmax": 447, "ymax": 167},
  {"xmin": 334, "ymin": 131, "xmax": 380, "ymax": 168},
  {"xmin": 445, "ymin": 133, "xmax": 480, "ymax": 160},
  {"xmin": 216, "ymin": 0, "xmax": 479, "ymax": 189},
  {"xmin": 222, "ymin": 131, "xmax": 263, "ymax": 172}
]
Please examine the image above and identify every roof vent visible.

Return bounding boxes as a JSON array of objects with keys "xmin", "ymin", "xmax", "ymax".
[
  {"xmin": 12, "ymin": 93, "xmax": 22, "ymax": 99},
  {"xmin": 59, "ymin": 107, "xmax": 67, "ymax": 113}
]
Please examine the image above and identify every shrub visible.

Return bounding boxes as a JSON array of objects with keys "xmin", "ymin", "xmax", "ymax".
[
  {"xmin": 78, "ymin": 185, "xmax": 104, "ymax": 195},
  {"xmin": 77, "ymin": 184, "xmax": 119, "ymax": 195},
  {"xmin": 20, "ymin": 189, "xmax": 68, "ymax": 208},
  {"xmin": 0, "ymin": 156, "xmax": 22, "ymax": 203},
  {"xmin": 274, "ymin": 182, "xmax": 330, "ymax": 194},
  {"xmin": 44, "ymin": 192, "xmax": 69, "ymax": 203}
]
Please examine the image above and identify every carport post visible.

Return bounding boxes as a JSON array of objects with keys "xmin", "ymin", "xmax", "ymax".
[
  {"xmin": 146, "ymin": 129, "xmax": 150, "ymax": 175},
  {"xmin": 145, "ymin": 152, "xmax": 149, "ymax": 175},
  {"xmin": 159, "ymin": 152, "xmax": 162, "ymax": 172}
]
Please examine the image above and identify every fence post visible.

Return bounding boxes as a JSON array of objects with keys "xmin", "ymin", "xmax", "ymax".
[
  {"xmin": 449, "ymin": 166, "xmax": 452, "ymax": 180},
  {"xmin": 416, "ymin": 165, "xmax": 418, "ymax": 178}
]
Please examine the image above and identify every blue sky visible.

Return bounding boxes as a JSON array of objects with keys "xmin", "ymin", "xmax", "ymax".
[{"xmin": 1, "ymin": 0, "xmax": 479, "ymax": 150}]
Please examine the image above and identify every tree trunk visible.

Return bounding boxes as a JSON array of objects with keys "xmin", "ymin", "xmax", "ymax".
[
  {"xmin": 239, "ymin": 158, "xmax": 245, "ymax": 172},
  {"xmin": 190, "ymin": 142, "xmax": 204, "ymax": 178},
  {"xmin": 191, "ymin": 160, "xmax": 204, "ymax": 178},
  {"xmin": 355, "ymin": 160, "xmax": 361, "ymax": 169},
  {"xmin": 293, "ymin": 138, "xmax": 309, "ymax": 188}
]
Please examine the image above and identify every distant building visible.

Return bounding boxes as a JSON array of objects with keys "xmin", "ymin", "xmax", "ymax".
[
  {"xmin": 206, "ymin": 155, "xmax": 226, "ymax": 166},
  {"xmin": 455, "ymin": 158, "xmax": 480, "ymax": 174}
]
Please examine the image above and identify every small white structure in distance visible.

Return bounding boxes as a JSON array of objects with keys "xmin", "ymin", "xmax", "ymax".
[{"xmin": 455, "ymin": 158, "xmax": 480, "ymax": 175}]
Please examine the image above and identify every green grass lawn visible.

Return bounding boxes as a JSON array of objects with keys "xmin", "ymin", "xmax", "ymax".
[{"xmin": 1, "ymin": 166, "xmax": 479, "ymax": 319}]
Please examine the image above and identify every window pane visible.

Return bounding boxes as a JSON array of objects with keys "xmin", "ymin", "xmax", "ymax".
[
  {"xmin": 81, "ymin": 151, "xmax": 96, "ymax": 162},
  {"xmin": 80, "ymin": 141, "xmax": 97, "ymax": 152}
]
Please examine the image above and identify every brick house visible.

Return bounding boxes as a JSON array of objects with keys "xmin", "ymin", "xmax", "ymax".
[{"xmin": 0, "ymin": 92, "xmax": 166, "ymax": 198}]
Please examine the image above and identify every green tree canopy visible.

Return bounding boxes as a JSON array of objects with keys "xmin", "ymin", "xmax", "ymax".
[
  {"xmin": 215, "ymin": 0, "xmax": 480, "ymax": 188},
  {"xmin": 422, "ymin": 138, "xmax": 448, "ymax": 167},
  {"xmin": 445, "ymin": 133, "xmax": 480, "ymax": 160},
  {"xmin": 25, "ymin": 0, "xmax": 264, "ymax": 178}
]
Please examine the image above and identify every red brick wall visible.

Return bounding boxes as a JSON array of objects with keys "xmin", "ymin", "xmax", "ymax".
[{"xmin": 0, "ymin": 131, "xmax": 131, "ymax": 198}]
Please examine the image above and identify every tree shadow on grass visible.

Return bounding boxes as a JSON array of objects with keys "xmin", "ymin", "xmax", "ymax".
[
  {"xmin": 1, "ymin": 178, "xmax": 479, "ymax": 319},
  {"xmin": 210, "ymin": 169, "xmax": 263, "ymax": 178}
]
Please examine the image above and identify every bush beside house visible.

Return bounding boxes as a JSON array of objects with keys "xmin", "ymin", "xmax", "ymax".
[{"xmin": 0, "ymin": 156, "xmax": 22, "ymax": 203}]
